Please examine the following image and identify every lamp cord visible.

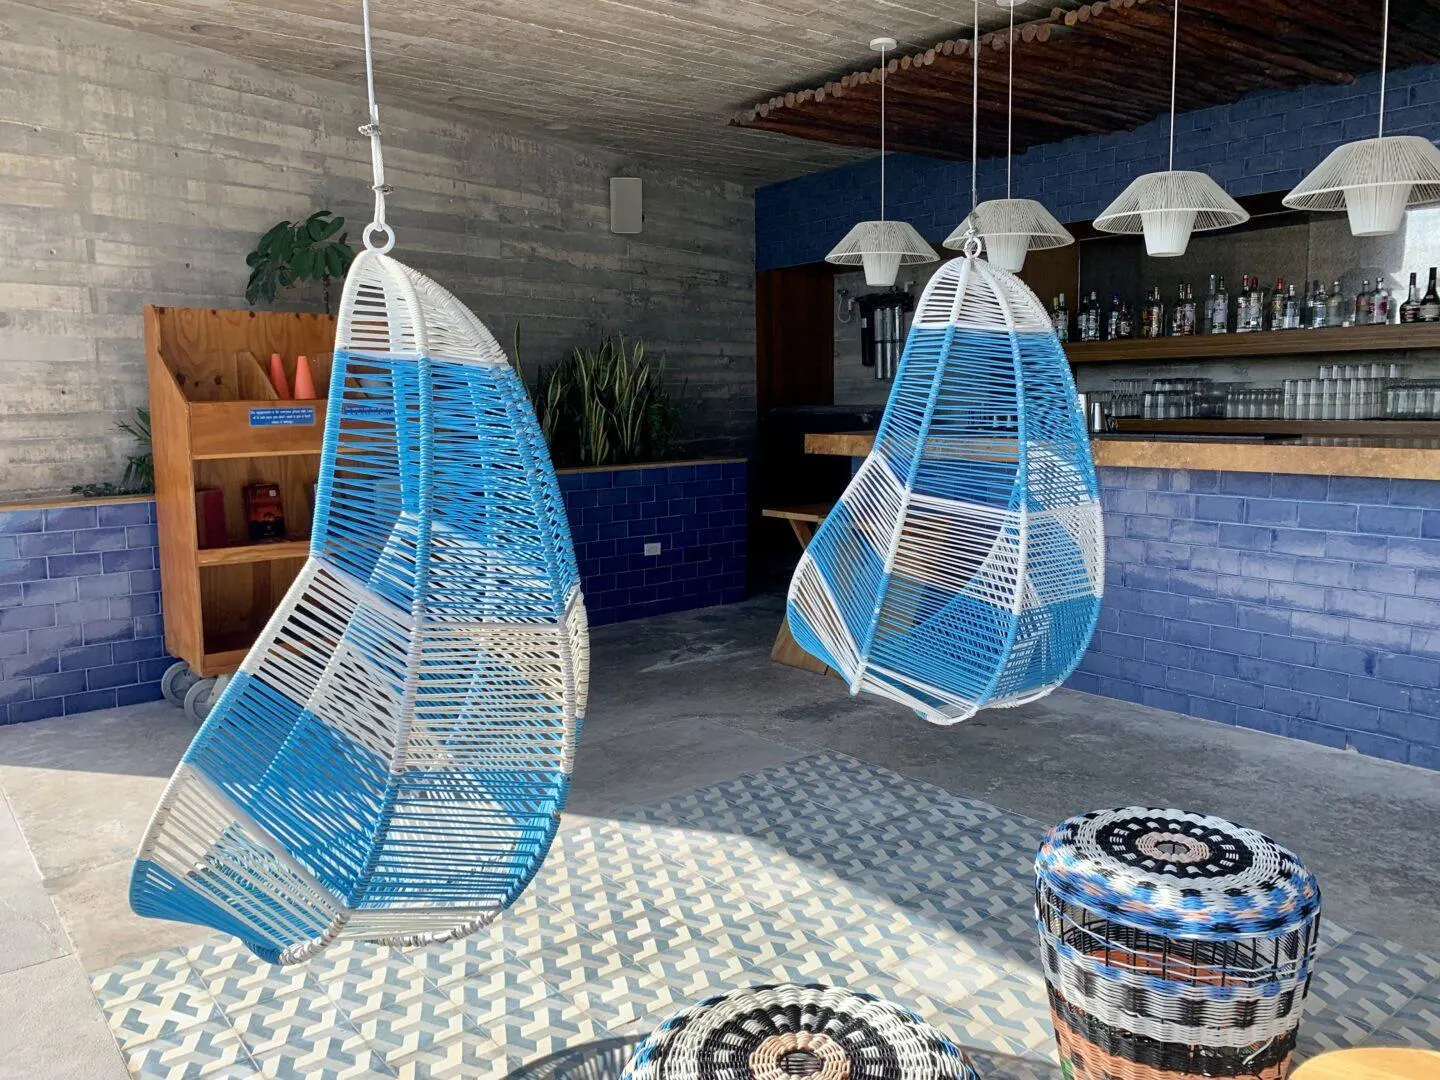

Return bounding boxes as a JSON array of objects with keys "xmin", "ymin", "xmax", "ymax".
[
  {"xmin": 1006, "ymin": 1, "xmax": 1014, "ymax": 198},
  {"xmin": 880, "ymin": 42, "xmax": 887, "ymax": 220},
  {"xmin": 1378, "ymin": 0, "xmax": 1390, "ymax": 139},
  {"xmin": 360, "ymin": 0, "xmax": 394, "ymax": 251},
  {"xmin": 1168, "ymin": 0, "xmax": 1178, "ymax": 171}
]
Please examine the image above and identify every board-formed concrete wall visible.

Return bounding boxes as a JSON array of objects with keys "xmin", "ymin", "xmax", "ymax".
[{"xmin": 0, "ymin": 1, "xmax": 756, "ymax": 497}]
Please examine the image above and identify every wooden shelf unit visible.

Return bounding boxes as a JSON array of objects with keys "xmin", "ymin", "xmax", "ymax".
[
  {"xmin": 1066, "ymin": 323, "xmax": 1440, "ymax": 363},
  {"xmin": 146, "ymin": 306, "xmax": 334, "ymax": 677}
]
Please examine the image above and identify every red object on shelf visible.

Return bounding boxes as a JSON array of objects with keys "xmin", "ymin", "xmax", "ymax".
[
  {"xmin": 242, "ymin": 483, "xmax": 287, "ymax": 542},
  {"xmin": 194, "ymin": 488, "xmax": 228, "ymax": 549},
  {"xmin": 268, "ymin": 352, "xmax": 291, "ymax": 399},
  {"xmin": 293, "ymin": 354, "xmax": 316, "ymax": 400}
]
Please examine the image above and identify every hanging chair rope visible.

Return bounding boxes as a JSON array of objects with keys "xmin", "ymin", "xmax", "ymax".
[{"xmin": 359, "ymin": 0, "xmax": 395, "ymax": 253}]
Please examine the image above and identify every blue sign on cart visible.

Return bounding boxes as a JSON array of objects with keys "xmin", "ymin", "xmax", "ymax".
[{"xmin": 249, "ymin": 407, "xmax": 315, "ymax": 427}]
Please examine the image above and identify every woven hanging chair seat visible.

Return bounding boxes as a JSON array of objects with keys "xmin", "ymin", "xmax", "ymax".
[
  {"xmin": 1035, "ymin": 807, "xmax": 1322, "ymax": 1080},
  {"xmin": 129, "ymin": 250, "xmax": 588, "ymax": 964},
  {"xmin": 620, "ymin": 984, "xmax": 980, "ymax": 1080},
  {"xmin": 787, "ymin": 252, "xmax": 1103, "ymax": 724}
]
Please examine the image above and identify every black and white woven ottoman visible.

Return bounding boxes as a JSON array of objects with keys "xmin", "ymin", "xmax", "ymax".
[
  {"xmin": 1035, "ymin": 807, "xmax": 1322, "ymax": 1080},
  {"xmin": 619, "ymin": 983, "xmax": 980, "ymax": 1080}
]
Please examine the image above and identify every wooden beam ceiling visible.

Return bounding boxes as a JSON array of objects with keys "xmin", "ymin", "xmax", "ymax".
[{"xmin": 732, "ymin": 0, "xmax": 1440, "ymax": 162}]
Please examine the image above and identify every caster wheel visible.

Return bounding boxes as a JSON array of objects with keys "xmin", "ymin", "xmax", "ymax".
[
  {"xmin": 160, "ymin": 661, "xmax": 198, "ymax": 707},
  {"xmin": 183, "ymin": 677, "xmax": 220, "ymax": 725}
]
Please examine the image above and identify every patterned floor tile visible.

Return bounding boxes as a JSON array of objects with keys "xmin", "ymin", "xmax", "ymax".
[
  {"xmin": 92, "ymin": 949, "xmax": 221, "ymax": 1050},
  {"xmin": 123, "ymin": 1018, "xmax": 257, "ymax": 1079},
  {"xmin": 83, "ymin": 751, "xmax": 1409, "ymax": 1080},
  {"xmin": 1362, "ymin": 986, "xmax": 1440, "ymax": 1049}
]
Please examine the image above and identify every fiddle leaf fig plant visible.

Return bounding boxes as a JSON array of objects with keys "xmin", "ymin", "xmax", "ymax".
[{"xmin": 245, "ymin": 210, "xmax": 355, "ymax": 313}]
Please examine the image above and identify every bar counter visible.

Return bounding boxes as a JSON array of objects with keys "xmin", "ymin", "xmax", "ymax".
[
  {"xmin": 801, "ymin": 429, "xmax": 1440, "ymax": 769},
  {"xmin": 805, "ymin": 431, "xmax": 1440, "ymax": 481}
]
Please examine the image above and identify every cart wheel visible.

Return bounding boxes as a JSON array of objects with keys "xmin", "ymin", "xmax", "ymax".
[
  {"xmin": 182, "ymin": 677, "xmax": 219, "ymax": 725},
  {"xmin": 160, "ymin": 662, "xmax": 198, "ymax": 707}
]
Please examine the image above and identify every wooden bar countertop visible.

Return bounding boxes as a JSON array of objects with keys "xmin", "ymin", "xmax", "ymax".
[{"xmin": 803, "ymin": 431, "xmax": 1440, "ymax": 481}]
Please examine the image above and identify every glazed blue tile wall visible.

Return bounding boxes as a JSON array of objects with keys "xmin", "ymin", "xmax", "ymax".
[
  {"xmin": 555, "ymin": 460, "xmax": 748, "ymax": 627},
  {"xmin": 0, "ymin": 461, "xmax": 747, "ymax": 725},
  {"xmin": 1067, "ymin": 467, "xmax": 1440, "ymax": 770},
  {"xmin": 756, "ymin": 62, "xmax": 1440, "ymax": 270},
  {"xmin": 0, "ymin": 499, "xmax": 173, "ymax": 725}
]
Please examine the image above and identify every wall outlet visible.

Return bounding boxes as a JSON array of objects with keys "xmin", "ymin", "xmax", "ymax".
[{"xmin": 643, "ymin": 542, "xmax": 662, "ymax": 557}]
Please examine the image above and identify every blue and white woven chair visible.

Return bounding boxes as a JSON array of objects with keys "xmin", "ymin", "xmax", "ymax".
[
  {"xmin": 130, "ymin": 250, "xmax": 588, "ymax": 964},
  {"xmin": 788, "ymin": 244, "xmax": 1103, "ymax": 724}
]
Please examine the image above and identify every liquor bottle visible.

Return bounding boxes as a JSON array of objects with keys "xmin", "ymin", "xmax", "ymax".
[
  {"xmin": 1170, "ymin": 284, "xmax": 1183, "ymax": 336},
  {"xmin": 1356, "ymin": 279, "xmax": 1373, "ymax": 326},
  {"xmin": 1372, "ymin": 279, "xmax": 1392, "ymax": 325},
  {"xmin": 1235, "ymin": 276, "xmax": 1251, "ymax": 333},
  {"xmin": 1054, "ymin": 293, "xmax": 1069, "ymax": 341},
  {"xmin": 1184, "ymin": 283, "xmax": 1198, "ymax": 335},
  {"xmin": 1106, "ymin": 293, "xmax": 1121, "ymax": 341},
  {"xmin": 1311, "ymin": 280, "xmax": 1327, "ymax": 328},
  {"xmin": 1421, "ymin": 268, "xmax": 1440, "ymax": 323},
  {"xmin": 1089, "ymin": 290, "xmax": 1102, "ymax": 341},
  {"xmin": 1119, "ymin": 299, "xmax": 1134, "ymax": 339},
  {"xmin": 1400, "ymin": 272, "xmax": 1422, "ymax": 323},
  {"xmin": 1326, "ymin": 280, "xmax": 1345, "ymax": 328},
  {"xmin": 1150, "ymin": 286, "xmax": 1165, "ymax": 339},
  {"xmin": 1269, "ymin": 276, "xmax": 1287, "ymax": 330},
  {"xmin": 1247, "ymin": 275, "xmax": 1264, "ymax": 333},
  {"xmin": 1283, "ymin": 283, "xmax": 1300, "ymax": 330},
  {"xmin": 1210, "ymin": 275, "xmax": 1228, "ymax": 334}
]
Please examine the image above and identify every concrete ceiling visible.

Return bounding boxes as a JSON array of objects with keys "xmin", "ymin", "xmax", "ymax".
[{"xmin": 21, "ymin": 0, "xmax": 1088, "ymax": 185}]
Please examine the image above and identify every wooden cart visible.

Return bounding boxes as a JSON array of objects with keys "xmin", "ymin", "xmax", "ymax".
[{"xmin": 144, "ymin": 306, "xmax": 334, "ymax": 721}]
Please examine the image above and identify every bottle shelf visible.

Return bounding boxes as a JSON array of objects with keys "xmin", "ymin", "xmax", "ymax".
[
  {"xmin": 1113, "ymin": 418, "xmax": 1440, "ymax": 437},
  {"xmin": 1065, "ymin": 323, "xmax": 1440, "ymax": 364},
  {"xmin": 195, "ymin": 540, "xmax": 310, "ymax": 567}
]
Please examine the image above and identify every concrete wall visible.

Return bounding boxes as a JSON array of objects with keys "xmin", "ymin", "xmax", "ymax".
[
  {"xmin": 756, "ymin": 61, "xmax": 1440, "ymax": 271},
  {"xmin": 0, "ymin": 2, "xmax": 756, "ymax": 498}
]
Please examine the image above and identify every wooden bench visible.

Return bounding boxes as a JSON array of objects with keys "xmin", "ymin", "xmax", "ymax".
[{"xmin": 762, "ymin": 503, "xmax": 834, "ymax": 675}]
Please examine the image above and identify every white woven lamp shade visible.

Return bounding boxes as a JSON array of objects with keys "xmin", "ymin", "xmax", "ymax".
[
  {"xmin": 1094, "ymin": 170, "xmax": 1249, "ymax": 257},
  {"xmin": 1283, "ymin": 136, "xmax": 1440, "ymax": 236},
  {"xmin": 945, "ymin": 199, "xmax": 1075, "ymax": 272},
  {"xmin": 827, "ymin": 219, "xmax": 939, "ymax": 286}
]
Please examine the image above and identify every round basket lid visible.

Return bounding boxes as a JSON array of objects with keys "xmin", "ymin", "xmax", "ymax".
[
  {"xmin": 620, "ymin": 984, "xmax": 978, "ymax": 1080},
  {"xmin": 1035, "ymin": 807, "xmax": 1320, "ymax": 939}
]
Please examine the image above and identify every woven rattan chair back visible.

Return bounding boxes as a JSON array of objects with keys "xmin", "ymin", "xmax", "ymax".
[
  {"xmin": 130, "ymin": 251, "xmax": 588, "ymax": 964},
  {"xmin": 788, "ymin": 251, "xmax": 1103, "ymax": 723}
]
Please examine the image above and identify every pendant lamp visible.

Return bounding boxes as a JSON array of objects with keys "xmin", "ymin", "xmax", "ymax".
[
  {"xmin": 1283, "ymin": 0, "xmax": 1440, "ymax": 235},
  {"xmin": 1094, "ymin": 0, "xmax": 1246, "ymax": 256},
  {"xmin": 826, "ymin": 37, "xmax": 938, "ymax": 287},
  {"xmin": 944, "ymin": 0, "xmax": 1072, "ymax": 272}
]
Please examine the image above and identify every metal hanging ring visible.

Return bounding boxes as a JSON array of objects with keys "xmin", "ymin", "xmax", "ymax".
[{"xmin": 363, "ymin": 222, "xmax": 396, "ymax": 254}]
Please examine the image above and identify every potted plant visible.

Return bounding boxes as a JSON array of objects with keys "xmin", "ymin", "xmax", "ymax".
[{"xmin": 245, "ymin": 210, "xmax": 355, "ymax": 314}]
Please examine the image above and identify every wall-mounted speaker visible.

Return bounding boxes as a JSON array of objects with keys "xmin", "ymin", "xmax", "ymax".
[{"xmin": 610, "ymin": 177, "xmax": 643, "ymax": 234}]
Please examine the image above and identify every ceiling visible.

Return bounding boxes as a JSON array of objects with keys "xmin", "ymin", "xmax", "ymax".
[
  {"xmin": 733, "ymin": 0, "xmax": 1440, "ymax": 160},
  {"xmin": 23, "ymin": 0, "xmax": 1090, "ymax": 185}
]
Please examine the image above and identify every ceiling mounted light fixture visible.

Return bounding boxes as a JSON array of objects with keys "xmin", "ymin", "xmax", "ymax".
[
  {"xmin": 826, "ymin": 37, "xmax": 938, "ymax": 287},
  {"xmin": 1094, "ymin": 0, "xmax": 1247, "ymax": 256},
  {"xmin": 1283, "ymin": 0, "xmax": 1440, "ymax": 235},
  {"xmin": 944, "ymin": 0, "xmax": 1072, "ymax": 272}
]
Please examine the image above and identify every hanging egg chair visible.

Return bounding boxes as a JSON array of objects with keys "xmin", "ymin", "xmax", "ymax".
[
  {"xmin": 787, "ymin": 243, "xmax": 1103, "ymax": 724},
  {"xmin": 129, "ymin": 249, "xmax": 588, "ymax": 963}
]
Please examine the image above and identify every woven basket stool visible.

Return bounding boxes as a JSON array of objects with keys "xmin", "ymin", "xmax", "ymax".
[
  {"xmin": 619, "ymin": 983, "xmax": 980, "ymax": 1080},
  {"xmin": 1035, "ymin": 808, "xmax": 1322, "ymax": 1080}
]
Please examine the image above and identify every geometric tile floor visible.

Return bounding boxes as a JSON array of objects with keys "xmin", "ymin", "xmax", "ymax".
[{"xmin": 89, "ymin": 751, "xmax": 1440, "ymax": 1078}]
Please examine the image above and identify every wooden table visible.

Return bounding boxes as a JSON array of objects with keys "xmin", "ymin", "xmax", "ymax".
[
  {"xmin": 762, "ymin": 503, "xmax": 833, "ymax": 675},
  {"xmin": 1290, "ymin": 1049, "xmax": 1440, "ymax": 1080}
]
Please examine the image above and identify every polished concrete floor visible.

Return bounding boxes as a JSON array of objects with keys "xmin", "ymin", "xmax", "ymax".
[{"xmin": 1, "ymin": 595, "xmax": 1437, "ymax": 1078}]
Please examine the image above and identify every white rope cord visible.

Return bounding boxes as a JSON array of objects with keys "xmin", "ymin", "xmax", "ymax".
[
  {"xmin": 1378, "ymin": 0, "xmax": 1390, "ymax": 139},
  {"xmin": 1006, "ymin": 0, "xmax": 1014, "ymax": 198},
  {"xmin": 879, "ymin": 39, "xmax": 888, "ymax": 220},
  {"xmin": 360, "ymin": 0, "xmax": 395, "ymax": 253},
  {"xmin": 1168, "ymin": 0, "xmax": 1179, "ymax": 171},
  {"xmin": 970, "ymin": 0, "xmax": 979, "ymax": 214}
]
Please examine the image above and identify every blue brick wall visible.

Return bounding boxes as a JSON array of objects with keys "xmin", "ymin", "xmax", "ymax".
[
  {"xmin": 1067, "ymin": 467, "xmax": 1440, "ymax": 770},
  {"xmin": 756, "ymin": 62, "xmax": 1440, "ymax": 270},
  {"xmin": 0, "ymin": 460, "xmax": 748, "ymax": 725},
  {"xmin": 556, "ymin": 459, "xmax": 748, "ymax": 626},
  {"xmin": 0, "ymin": 499, "xmax": 173, "ymax": 725}
]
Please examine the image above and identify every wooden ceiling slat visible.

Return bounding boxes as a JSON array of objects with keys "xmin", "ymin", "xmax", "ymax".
[{"xmin": 732, "ymin": 0, "xmax": 1440, "ymax": 165}]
